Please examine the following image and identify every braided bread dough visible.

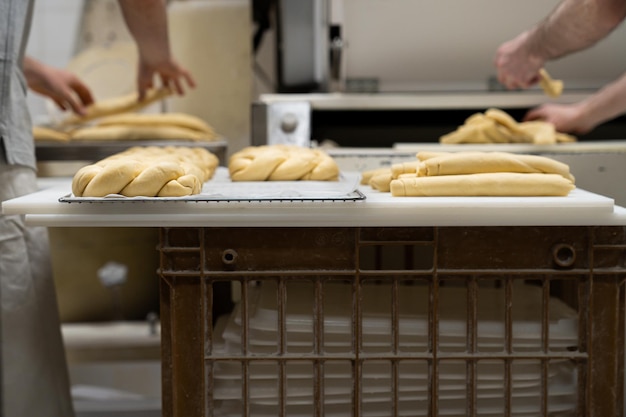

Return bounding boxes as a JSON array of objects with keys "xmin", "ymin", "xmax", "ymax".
[
  {"xmin": 228, "ymin": 145, "xmax": 340, "ymax": 181},
  {"xmin": 72, "ymin": 146, "xmax": 218, "ymax": 197}
]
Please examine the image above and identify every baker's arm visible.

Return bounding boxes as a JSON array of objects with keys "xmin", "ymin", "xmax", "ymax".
[
  {"xmin": 495, "ymin": 0, "xmax": 626, "ymax": 89},
  {"xmin": 22, "ymin": 56, "xmax": 94, "ymax": 115},
  {"xmin": 117, "ymin": 0, "xmax": 195, "ymax": 99},
  {"xmin": 524, "ymin": 71, "xmax": 626, "ymax": 134}
]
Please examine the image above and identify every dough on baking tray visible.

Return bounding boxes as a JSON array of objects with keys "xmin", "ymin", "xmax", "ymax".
[
  {"xmin": 32, "ymin": 126, "xmax": 70, "ymax": 142},
  {"xmin": 96, "ymin": 112, "xmax": 217, "ymax": 137},
  {"xmin": 228, "ymin": 145, "xmax": 340, "ymax": 181},
  {"xmin": 390, "ymin": 172, "xmax": 575, "ymax": 197},
  {"xmin": 60, "ymin": 87, "xmax": 172, "ymax": 126},
  {"xmin": 72, "ymin": 146, "xmax": 218, "ymax": 197},
  {"xmin": 70, "ymin": 125, "xmax": 212, "ymax": 142}
]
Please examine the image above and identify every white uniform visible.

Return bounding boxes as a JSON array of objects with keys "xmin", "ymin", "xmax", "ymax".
[{"xmin": 0, "ymin": 0, "xmax": 74, "ymax": 415}]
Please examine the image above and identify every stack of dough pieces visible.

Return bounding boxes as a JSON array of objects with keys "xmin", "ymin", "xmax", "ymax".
[
  {"xmin": 72, "ymin": 146, "xmax": 219, "ymax": 197},
  {"xmin": 440, "ymin": 108, "xmax": 576, "ymax": 145},
  {"xmin": 361, "ymin": 151, "xmax": 575, "ymax": 197},
  {"xmin": 228, "ymin": 145, "xmax": 340, "ymax": 181}
]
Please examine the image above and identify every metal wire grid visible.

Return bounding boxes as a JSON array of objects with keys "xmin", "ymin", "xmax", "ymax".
[{"xmin": 158, "ymin": 226, "xmax": 626, "ymax": 417}]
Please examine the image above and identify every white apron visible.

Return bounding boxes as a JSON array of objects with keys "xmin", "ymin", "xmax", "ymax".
[{"xmin": 0, "ymin": 164, "xmax": 74, "ymax": 417}]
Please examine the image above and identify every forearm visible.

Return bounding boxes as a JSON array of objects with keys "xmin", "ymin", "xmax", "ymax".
[
  {"xmin": 578, "ymin": 73, "xmax": 626, "ymax": 129},
  {"xmin": 117, "ymin": 0, "xmax": 171, "ymax": 61},
  {"xmin": 21, "ymin": 56, "xmax": 46, "ymax": 90},
  {"xmin": 526, "ymin": 0, "xmax": 626, "ymax": 61}
]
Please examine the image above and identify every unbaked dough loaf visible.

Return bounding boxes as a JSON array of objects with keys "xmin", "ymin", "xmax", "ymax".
[
  {"xmin": 33, "ymin": 126, "xmax": 70, "ymax": 142},
  {"xmin": 362, "ymin": 151, "xmax": 577, "ymax": 197},
  {"xmin": 70, "ymin": 125, "xmax": 212, "ymax": 142},
  {"xmin": 418, "ymin": 151, "xmax": 575, "ymax": 182},
  {"xmin": 360, "ymin": 167, "xmax": 391, "ymax": 185},
  {"xmin": 72, "ymin": 146, "xmax": 218, "ymax": 197},
  {"xmin": 60, "ymin": 87, "xmax": 172, "ymax": 126},
  {"xmin": 390, "ymin": 172, "xmax": 575, "ymax": 197},
  {"xmin": 228, "ymin": 145, "xmax": 340, "ymax": 181},
  {"xmin": 96, "ymin": 112, "xmax": 217, "ymax": 137}
]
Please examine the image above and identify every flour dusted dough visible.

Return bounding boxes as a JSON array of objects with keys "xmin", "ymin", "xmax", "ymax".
[
  {"xmin": 97, "ymin": 112, "xmax": 217, "ymax": 137},
  {"xmin": 390, "ymin": 172, "xmax": 575, "ymax": 197},
  {"xmin": 60, "ymin": 87, "xmax": 172, "ymax": 126},
  {"xmin": 228, "ymin": 145, "xmax": 340, "ymax": 181},
  {"xmin": 32, "ymin": 126, "xmax": 70, "ymax": 142},
  {"xmin": 72, "ymin": 146, "xmax": 218, "ymax": 197},
  {"xmin": 70, "ymin": 125, "xmax": 211, "ymax": 142}
]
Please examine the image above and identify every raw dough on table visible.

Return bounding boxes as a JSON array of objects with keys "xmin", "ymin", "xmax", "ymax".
[
  {"xmin": 390, "ymin": 172, "xmax": 575, "ymax": 197},
  {"xmin": 97, "ymin": 112, "xmax": 217, "ymax": 137},
  {"xmin": 418, "ymin": 151, "xmax": 574, "ymax": 181}
]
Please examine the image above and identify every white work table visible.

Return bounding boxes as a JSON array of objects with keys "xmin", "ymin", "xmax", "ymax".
[{"xmin": 3, "ymin": 174, "xmax": 626, "ymax": 228}]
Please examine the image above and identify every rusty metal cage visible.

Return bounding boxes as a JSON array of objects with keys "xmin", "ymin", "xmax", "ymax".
[{"xmin": 158, "ymin": 226, "xmax": 626, "ymax": 417}]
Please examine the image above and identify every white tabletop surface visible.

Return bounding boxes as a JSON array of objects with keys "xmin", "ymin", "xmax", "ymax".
[{"xmin": 3, "ymin": 173, "xmax": 626, "ymax": 228}]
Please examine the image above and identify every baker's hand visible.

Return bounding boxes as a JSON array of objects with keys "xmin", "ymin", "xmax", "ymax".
[
  {"xmin": 136, "ymin": 55, "xmax": 196, "ymax": 100},
  {"xmin": 23, "ymin": 56, "xmax": 94, "ymax": 115},
  {"xmin": 494, "ymin": 31, "xmax": 545, "ymax": 90},
  {"xmin": 524, "ymin": 103, "xmax": 592, "ymax": 134}
]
